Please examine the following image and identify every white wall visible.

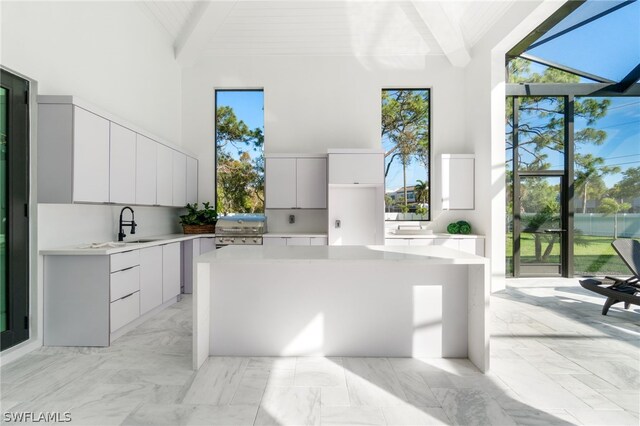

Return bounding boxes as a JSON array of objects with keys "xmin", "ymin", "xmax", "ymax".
[
  {"xmin": 0, "ymin": 1, "xmax": 182, "ymax": 362},
  {"xmin": 463, "ymin": 0, "xmax": 563, "ymax": 291},
  {"xmin": 182, "ymin": 54, "xmax": 470, "ymax": 232}
]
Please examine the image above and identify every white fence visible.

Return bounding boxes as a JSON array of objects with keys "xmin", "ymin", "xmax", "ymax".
[{"xmin": 575, "ymin": 213, "xmax": 640, "ymax": 238}]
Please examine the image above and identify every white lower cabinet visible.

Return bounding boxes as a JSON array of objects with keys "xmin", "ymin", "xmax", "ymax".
[
  {"xmin": 263, "ymin": 236, "xmax": 328, "ymax": 246},
  {"xmin": 200, "ymin": 237, "xmax": 216, "ymax": 254},
  {"xmin": 384, "ymin": 236, "xmax": 485, "ymax": 256},
  {"xmin": 162, "ymin": 243, "xmax": 181, "ymax": 303},
  {"xmin": 140, "ymin": 246, "xmax": 163, "ymax": 315},
  {"xmin": 110, "ymin": 291, "xmax": 140, "ymax": 333}
]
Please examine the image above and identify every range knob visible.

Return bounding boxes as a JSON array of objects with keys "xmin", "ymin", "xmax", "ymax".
[
  {"xmin": 241, "ymin": 238, "xmax": 246, "ymax": 243},
  {"xmin": 253, "ymin": 238, "xmax": 258, "ymax": 243}
]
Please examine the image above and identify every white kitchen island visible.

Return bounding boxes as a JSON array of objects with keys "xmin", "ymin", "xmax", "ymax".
[{"xmin": 193, "ymin": 245, "xmax": 490, "ymax": 372}]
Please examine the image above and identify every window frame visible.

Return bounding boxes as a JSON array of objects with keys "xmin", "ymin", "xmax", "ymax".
[
  {"xmin": 381, "ymin": 87, "xmax": 432, "ymax": 222},
  {"xmin": 214, "ymin": 88, "xmax": 265, "ymax": 215}
]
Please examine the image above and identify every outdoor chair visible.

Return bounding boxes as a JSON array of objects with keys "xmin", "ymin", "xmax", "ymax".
[{"xmin": 579, "ymin": 238, "xmax": 640, "ymax": 315}]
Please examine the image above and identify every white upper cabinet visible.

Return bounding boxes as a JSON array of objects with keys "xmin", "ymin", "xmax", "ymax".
[
  {"xmin": 328, "ymin": 152, "xmax": 383, "ymax": 185},
  {"xmin": 297, "ymin": 158, "xmax": 327, "ymax": 208},
  {"xmin": 109, "ymin": 123, "xmax": 136, "ymax": 204},
  {"xmin": 156, "ymin": 144, "xmax": 173, "ymax": 206},
  {"xmin": 172, "ymin": 151, "xmax": 187, "ymax": 207},
  {"xmin": 265, "ymin": 158, "xmax": 297, "ymax": 208},
  {"xmin": 186, "ymin": 156, "xmax": 198, "ymax": 205},
  {"xmin": 38, "ymin": 96, "xmax": 196, "ymax": 207},
  {"xmin": 265, "ymin": 156, "xmax": 327, "ymax": 209},
  {"xmin": 441, "ymin": 154, "xmax": 475, "ymax": 210},
  {"xmin": 73, "ymin": 107, "xmax": 110, "ymax": 203},
  {"xmin": 135, "ymin": 134, "xmax": 157, "ymax": 205}
]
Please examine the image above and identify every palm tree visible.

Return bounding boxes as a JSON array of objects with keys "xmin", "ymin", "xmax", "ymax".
[{"xmin": 414, "ymin": 179, "xmax": 429, "ymax": 204}]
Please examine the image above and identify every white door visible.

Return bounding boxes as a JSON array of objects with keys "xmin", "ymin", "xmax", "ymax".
[
  {"xmin": 432, "ymin": 238, "xmax": 459, "ymax": 250},
  {"xmin": 135, "ymin": 134, "xmax": 157, "ymax": 205},
  {"xmin": 139, "ymin": 246, "xmax": 163, "ymax": 315},
  {"xmin": 186, "ymin": 156, "xmax": 198, "ymax": 205},
  {"xmin": 162, "ymin": 243, "xmax": 181, "ymax": 303},
  {"xmin": 109, "ymin": 123, "xmax": 136, "ymax": 204},
  {"xmin": 296, "ymin": 158, "xmax": 327, "ymax": 209},
  {"xmin": 265, "ymin": 158, "xmax": 296, "ymax": 208},
  {"xmin": 172, "ymin": 151, "xmax": 187, "ymax": 207},
  {"xmin": 329, "ymin": 186, "xmax": 379, "ymax": 245},
  {"xmin": 409, "ymin": 239, "xmax": 434, "ymax": 246},
  {"xmin": 73, "ymin": 107, "xmax": 110, "ymax": 202},
  {"xmin": 156, "ymin": 144, "xmax": 173, "ymax": 206}
]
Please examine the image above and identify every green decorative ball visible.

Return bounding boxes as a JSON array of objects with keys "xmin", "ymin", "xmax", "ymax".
[
  {"xmin": 447, "ymin": 222, "xmax": 460, "ymax": 234},
  {"xmin": 457, "ymin": 220, "xmax": 472, "ymax": 234}
]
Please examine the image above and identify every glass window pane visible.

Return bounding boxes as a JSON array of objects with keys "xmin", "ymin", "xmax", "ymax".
[
  {"xmin": 527, "ymin": 1, "xmax": 640, "ymax": 82},
  {"xmin": 573, "ymin": 97, "xmax": 640, "ymax": 276},
  {"xmin": 517, "ymin": 97, "xmax": 565, "ymax": 171},
  {"xmin": 382, "ymin": 89, "xmax": 430, "ymax": 221},
  {"xmin": 215, "ymin": 90, "xmax": 265, "ymax": 215}
]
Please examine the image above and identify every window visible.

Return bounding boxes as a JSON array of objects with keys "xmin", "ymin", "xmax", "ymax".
[
  {"xmin": 381, "ymin": 89, "xmax": 431, "ymax": 221},
  {"xmin": 214, "ymin": 90, "xmax": 264, "ymax": 216}
]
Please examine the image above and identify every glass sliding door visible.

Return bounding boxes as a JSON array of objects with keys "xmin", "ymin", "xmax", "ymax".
[
  {"xmin": 515, "ymin": 175, "xmax": 565, "ymax": 276},
  {"xmin": 1, "ymin": 69, "xmax": 30, "ymax": 350}
]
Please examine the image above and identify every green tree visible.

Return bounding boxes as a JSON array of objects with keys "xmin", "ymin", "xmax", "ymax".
[
  {"xmin": 382, "ymin": 90, "xmax": 429, "ymax": 208},
  {"xmin": 575, "ymin": 153, "xmax": 620, "ymax": 213},
  {"xmin": 414, "ymin": 179, "xmax": 429, "ymax": 204},
  {"xmin": 215, "ymin": 106, "xmax": 264, "ymax": 215},
  {"xmin": 598, "ymin": 197, "xmax": 632, "ymax": 238},
  {"xmin": 610, "ymin": 166, "xmax": 640, "ymax": 208}
]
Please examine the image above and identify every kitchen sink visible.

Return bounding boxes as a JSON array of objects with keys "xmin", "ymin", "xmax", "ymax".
[{"xmin": 123, "ymin": 238, "xmax": 161, "ymax": 244}]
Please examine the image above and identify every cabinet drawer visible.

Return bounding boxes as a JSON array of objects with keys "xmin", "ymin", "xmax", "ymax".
[
  {"xmin": 287, "ymin": 237, "xmax": 310, "ymax": 246},
  {"xmin": 110, "ymin": 265, "xmax": 140, "ymax": 302},
  {"xmin": 309, "ymin": 237, "xmax": 327, "ymax": 246},
  {"xmin": 111, "ymin": 250, "xmax": 139, "ymax": 272},
  {"xmin": 110, "ymin": 291, "xmax": 140, "ymax": 332}
]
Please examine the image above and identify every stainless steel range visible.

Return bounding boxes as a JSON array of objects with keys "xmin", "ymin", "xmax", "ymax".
[{"xmin": 215, "ymin": 214, "xmax": 266, "ymax": 247}]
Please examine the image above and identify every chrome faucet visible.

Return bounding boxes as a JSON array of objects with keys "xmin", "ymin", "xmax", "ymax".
[{"xmin": 118, "ymin": 207, "xmax": 137, "ymax": 241}]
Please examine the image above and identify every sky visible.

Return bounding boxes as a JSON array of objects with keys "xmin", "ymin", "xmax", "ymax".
[{"xmin": 215, "ymin": 0, "xmax": 639, "ymax": 194}]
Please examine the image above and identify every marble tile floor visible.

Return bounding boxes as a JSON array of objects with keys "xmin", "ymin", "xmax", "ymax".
[{"xmin": 1, "ymin": 278, "xmax": 638, "ymax": 426}]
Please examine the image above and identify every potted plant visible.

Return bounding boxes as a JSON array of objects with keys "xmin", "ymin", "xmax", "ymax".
[{"xmin": 179, "ymin": 202, "xmax": 217, "ymax": 234}]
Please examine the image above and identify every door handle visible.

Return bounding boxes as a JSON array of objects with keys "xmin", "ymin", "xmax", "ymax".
[{"xmin": 544, "ymin": 229, "xmax": 566, "ymax": 233}]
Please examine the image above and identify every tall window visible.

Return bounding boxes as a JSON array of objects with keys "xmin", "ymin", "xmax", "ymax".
[
  {"xmin": 381, "ymin": 89, "xmax": 431, "ymax": 221},
  {"xmin": 215, "ymin": 90, "xmax": 264, "ymax": 215}
]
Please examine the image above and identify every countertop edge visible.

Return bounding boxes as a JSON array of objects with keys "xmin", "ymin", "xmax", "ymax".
[{"xmin": 40, "ymin": 233, "xmax": 216, "ymax": 256}]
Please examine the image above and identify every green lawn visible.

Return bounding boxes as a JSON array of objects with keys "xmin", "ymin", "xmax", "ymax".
[{"xmin": 506, "ymin": 233, "xmax": 630, "ymax": 276}]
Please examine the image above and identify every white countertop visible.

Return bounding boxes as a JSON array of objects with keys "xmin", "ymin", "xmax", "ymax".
[
  {"xmin": 40, "ymin": 233, "xmax": 215, "ymax": 256},
  {"xmin": 384, "ymin": 232, "xmax": 484, "ymax": 239},
  {"xmin": 264, "ymin": 233, "xmax": 328, "ymax": 238},
  {"xmin": 198, "ymin": 245, "xmax": 487, "ymax": 265}
]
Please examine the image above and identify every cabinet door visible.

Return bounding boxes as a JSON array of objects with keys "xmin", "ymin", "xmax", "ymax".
[
  {"xmin": 328, "ymin": 153, "xmax": 383, "ymax": 184},
  {"xmin": 162, "ymin": 243, "xmax": 181, "ymax": 303},
  {"xmin": 265, "ymin": 158, "xmax": 297, "ymax": 208},
  {"xmin": 156, "ymin": 144, "xmax": 173, "ymax": 206},
  {"xmin": 286, "ymin": 237, "xmax": 310, "ymax": 246},
  {"xmin": 140, "ymin": 246, "xmax": 163, "ymax": 315},
  {"xmin": 442, "ymin": 155, "xmax": 474, "ymax": 210},
  {"xmin": 110, "ymin": 292, "xmax": 140, "ymax": 332},
  {"xmin": 172, "ymin": 151, "xmax": 187, "ymax": 207},
  {"xmin": 432, "ymin": 238, "xmax": 459, "ymax": 250},
  {"xmin": 136, "ymin": 134, "xmax": 157, "ymax": 205},
  {"xmin": 73, "ymin": 107, "xmax": 110, "ymax": 202},
  {"xmin": 109, "ymin": 123, "xmax": 137, "ymax": 204},
  {"xmin": 186, "ymin": 156, "xmax": 198, "ymax": 205},
  {"xmin": 296, "ymin": 158, "xmax": 327, "ymax": 208},
  {"xmin": 458, "ymin": 239, "xmax": 477, "ymax": 255},
  {"xmin": 263, "ymin": 237, "xmax": 287, "ymax": 246},
  {"xmin": 309, "ymin": 237, "xmax": 327, "ymax": 246}
]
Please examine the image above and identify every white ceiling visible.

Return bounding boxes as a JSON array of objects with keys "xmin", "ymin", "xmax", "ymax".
[{"xmin": 139, "ymin": 1, "xmax": 514, "ymax": 66}]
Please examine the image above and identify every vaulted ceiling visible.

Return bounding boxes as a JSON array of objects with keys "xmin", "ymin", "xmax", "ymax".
[{"xmin": 139, "ymin": 1, "xmax": 515, "ymax": 67}]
